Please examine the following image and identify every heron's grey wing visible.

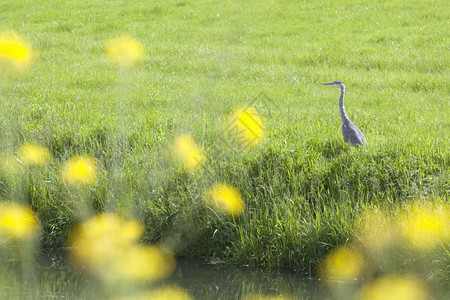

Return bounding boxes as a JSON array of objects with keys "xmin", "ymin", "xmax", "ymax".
[{"xmin": 342, "ymin": 122, "xmax": 365, "ymax": 146}]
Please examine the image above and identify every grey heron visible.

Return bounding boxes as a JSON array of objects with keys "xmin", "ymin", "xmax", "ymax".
[{"xmin": 322, "ymin": 81, "xmax": 366, "ymax": 146}]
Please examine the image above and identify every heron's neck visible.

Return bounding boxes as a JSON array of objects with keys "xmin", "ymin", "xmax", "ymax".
[{"xmin": 339, "ymin": 85, "xmax": 349, "ymax": 123}]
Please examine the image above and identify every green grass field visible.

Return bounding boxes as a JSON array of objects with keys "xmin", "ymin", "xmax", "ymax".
[{"xmin": 1, "ymin": 0, "xmax": 448, "ymax": 288}]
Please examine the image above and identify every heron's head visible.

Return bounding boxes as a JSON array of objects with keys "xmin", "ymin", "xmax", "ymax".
[{"xmin": 322, "ymin": 81, "xmax": 344, "ymax": 87}]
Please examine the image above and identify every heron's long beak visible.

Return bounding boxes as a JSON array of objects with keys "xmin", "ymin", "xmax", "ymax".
[{"xmin": 321, "ymin": 82, "xmax": 334, "ymax": 85}]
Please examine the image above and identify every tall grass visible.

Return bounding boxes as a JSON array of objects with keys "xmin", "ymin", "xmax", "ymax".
[{"xmin": 0, "ymin": 0, "xmax": 448, "ymax": 288}]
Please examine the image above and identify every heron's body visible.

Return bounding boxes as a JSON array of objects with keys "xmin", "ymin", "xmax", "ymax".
[
  {"xmin": 323, "ymin": 81, "xmax": 365, "ymax": 146},
  {"xmin": 342, "ymin": 118, "xmax": 365, "ymax": 146}
]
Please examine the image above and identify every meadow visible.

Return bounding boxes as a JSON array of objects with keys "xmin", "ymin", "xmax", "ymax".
[{"xmin": 0, "ymin": 0, "xmax": 449, "ymax": 298}]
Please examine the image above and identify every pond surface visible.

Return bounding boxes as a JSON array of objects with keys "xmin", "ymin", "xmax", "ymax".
[
  {"xmin": 171, "ymin": 260, "xmax": 326, "ymax": 299},
  {"xmin": 0, "ymin": 256, "xmax": 328, "ymax": 299}
]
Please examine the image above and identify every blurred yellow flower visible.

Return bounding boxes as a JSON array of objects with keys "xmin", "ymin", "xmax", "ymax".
[
  {"xmin": 319, "ymin": 245, "xmax": 365, "ymax": 283},
  {"xmin": 69, "ymin": 213, "xmax": 144, "ymax": 269},
  {"xmin": 121, "ymin": 245, "xmax": 175, "ymax": 281},
  {"xmin": 354, "ymin": 207, "xmax": 395, "ymax": 253},
  {"xmin": 105, "ymin": 34, "xmax": 144, "ymax": 68},
  {"xmin": 76, "ymin": 213, "xmax": 144, "ymax": 247},
  {"xmin": 0, "ymin": 202, "xmax": 41, "ymax": 241},
  {"xmin": 225, "ymin": 107, "xmax": 264, "ymax": 148},
  {"xmin": 0, "ymin": 30, "xmax": 33, "ymax": 73},
  {"xmin": 68, "ymin": 213, "xmax": 175, "ymax": 283},
  {"xmin": 0, "ymin": 154, "xmax": 22, "ymax": 174},
  {"xmin": 61, "ymin": 156, "xmax": 98, "ymax": 186},
  {"xmin": 242, "ymin": 294, "xmax": 292, "ymax": 300},
  {"xmin": 399, "ymin": 202, "xmax": 449, "ymax": 251},
  {"xmin": 18, "ymin": 143, "xmax": 51, "ymax": 166},
  {"xmin": 169, "ymin": 134, "xmax": 206, "ymax": 173},
  {"xmin": 121, "ymin": 286, "xmax": 192, "ymax": 300},
  {"xmin": 358, "ymin": 275, "xmax": 428, "ymax": 300},
  {"xmin": 206, "ymin": 183, "xmax": 244, "ymax": 217}
]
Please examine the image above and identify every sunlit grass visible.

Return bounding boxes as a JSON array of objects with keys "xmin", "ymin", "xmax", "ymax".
[{"xmin": 0, "ymin": 0, "xmax": 448, "ymax": 298}]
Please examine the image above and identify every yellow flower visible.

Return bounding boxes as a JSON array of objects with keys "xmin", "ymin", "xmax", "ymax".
[
  {"xmin": 358, "ymin": 275, "xmax": 428, "ymax": 300},
  {"xmin": 144, "ymin": 286, "xmax": 192, "ymax": 300},
  {"xmin": 0, "ymin": 154, "xmax": 22, "ymax": 174},
  {"xmin": 117, "ymin": 286, "xmax": 192, "ymax": 300},
  {"xmin": 75, "ymin": 213, "xmax": 144, "ymax": 248},
  {"xmin": 242, "ymin": 294, "xmax": 292, "ymax": 300},
  {"xmin": 319, "ymin": 245, "xmax": 365, "ymax": 284},
  {"xmin": 169, "ymin": 134, "xmax": 206, "ymax": 173},
  {"xmin": 68, "ymin": 213, "xmax": 175, "ymax": 283},
  {"xmin": 105, "ymin": 34, "xmax": 144, "ymax": 68},
  {"xmin": 206, "ymin": 184, "xmax": 244, "ymax": 217},
  {"xmin": 399, "ymin": 202, "xmax": 449, "ymax": 251},
  {"xmin": 0, "ymin": 202, "xmax": 41, "ymax": 241},
  {"xmin": 225, "ymin": 107, "xmax": 264, "ymax": 148},
  {"xmin": 61, "ymin": 156, "xmax": 98, "ymax": 186},
  {"xmin": 113, "ymin": 245, "xmax": 176, "ymax": 282},
  {"xmin": 18, "ymin": 143, "xmax": 51, "ymax": 166},
  {"xmin": 0, "ymin": 30, "xmax": 33, "ymax": 73},
  {"xmin": 354, "ymin": 207, "xmax": 395, "ymax": 253}
]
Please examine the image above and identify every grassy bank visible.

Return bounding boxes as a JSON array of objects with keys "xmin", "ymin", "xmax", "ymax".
[{"xmin": 1, "ymin": 0, "xmax": 448, "ymax": 288}]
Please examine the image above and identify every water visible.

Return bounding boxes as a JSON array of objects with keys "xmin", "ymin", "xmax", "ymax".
[
  {"xmin": 171, "ymin": 260, "xmax": 324, "ymax": 299},
  {"xmin": 0, "ymin": 256, "xmax": 326, "ymax": 299}
]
